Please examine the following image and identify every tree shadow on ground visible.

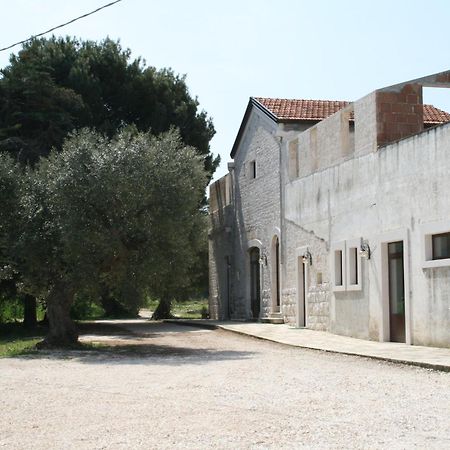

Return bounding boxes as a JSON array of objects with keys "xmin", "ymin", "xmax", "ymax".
[
  {"xmin": 13, "ymin": 321, "xmax": 256, "ymax": 365},
  {"xmin": 16, "ymin": 342, "xmax": 255, "ymax": 366},
  {"xmin": 78, "ymin": 320, "xmax": 211, "ymax": 338}
]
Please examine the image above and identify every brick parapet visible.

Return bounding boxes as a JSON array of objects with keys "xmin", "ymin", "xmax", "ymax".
[{"xmin": 376, "ymin": 83, "xmax": 423, "ymax": 146}]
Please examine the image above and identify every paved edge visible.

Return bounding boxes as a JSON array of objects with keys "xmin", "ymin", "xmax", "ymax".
[
  {"xmin": 164, "ymin": 319, "xmax": 450, "ymax": 373},
  {"xmin": 164, "ymin": 319, "xmax": 219, "ymax": 330}
]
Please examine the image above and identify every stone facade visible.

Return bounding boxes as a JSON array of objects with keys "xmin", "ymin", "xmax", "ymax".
[{"xmin": 209, "ymin": 71, "xmax": 450, "ymax": 348}]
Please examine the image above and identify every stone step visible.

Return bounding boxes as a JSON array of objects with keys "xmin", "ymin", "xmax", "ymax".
[{"xmin": 260, "ymin": 316, "xmax": 285, "ymax": 324}]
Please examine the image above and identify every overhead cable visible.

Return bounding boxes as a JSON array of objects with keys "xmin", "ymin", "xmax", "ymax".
[{"xmin": 0, "ymin": 0, "xmax": 123, "ymax": 52}]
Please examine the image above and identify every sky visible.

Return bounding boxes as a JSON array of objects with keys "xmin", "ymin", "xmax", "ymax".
[{"xmin": 1, "ymin": 0, "xmax": 449, "ymax": 183}]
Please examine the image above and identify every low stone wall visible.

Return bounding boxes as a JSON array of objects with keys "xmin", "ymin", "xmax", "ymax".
[{"xmin": 307, "ymin": 283, "xmax": 330, "ymax": 331}]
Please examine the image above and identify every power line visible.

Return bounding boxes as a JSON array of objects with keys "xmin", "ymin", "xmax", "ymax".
[{"xmin": 0, "ymin": 0, "xmax": 123, "ymax": 52}]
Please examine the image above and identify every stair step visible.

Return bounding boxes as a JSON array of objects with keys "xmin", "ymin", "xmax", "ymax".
[{"xmin": 260, "ymin": 317, "xmax": 285, "ymax": 324}]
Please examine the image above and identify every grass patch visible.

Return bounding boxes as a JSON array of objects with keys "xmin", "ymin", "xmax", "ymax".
[
  {"xmin": 0, "ymin": 325, "xmax": 113, "ymax": 357},
  {"xmin": 172, "ymin": 298, "xmax": 208, "ymax": 319},
  {"xmin": 146, "ymin": 297, "xmax": 208, "ymax": 319},
  {"xmin": 0, "ymin": 323, "xmax": 47, "ymax": 358}
]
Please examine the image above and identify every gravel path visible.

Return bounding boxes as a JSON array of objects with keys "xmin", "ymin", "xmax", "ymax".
[{"xmin": 1, "ymin": 321, "xmax": 450, "ymax": 449}]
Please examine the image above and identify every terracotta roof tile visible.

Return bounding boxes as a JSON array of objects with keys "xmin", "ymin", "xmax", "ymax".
[
  {"xmin": 254, "ymin": 97, "xmax": 349, "ymax": 121},
  {"xmin": 423, "ymin": 104, "xmax": 450, "ymax": 124},
  {"xmin": 254, "ymin": 97, "xmax": 450, "ymax": 124}
]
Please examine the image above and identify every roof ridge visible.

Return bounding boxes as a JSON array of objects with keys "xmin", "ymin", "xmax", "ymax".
[
  {"xmin": 423, "ymin": 103, "xmax": 450, "ymax": 111},
  {"xmin": 254, "ymin": 97, "xmax": 450, "ymax": 123},
  {"xmin": 254, "ymin": 96, "xmax": 350, "ymax": 104}
]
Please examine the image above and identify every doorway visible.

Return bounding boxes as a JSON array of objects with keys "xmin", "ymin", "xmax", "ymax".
[
  {"xmin": 388, "ymin": 241, "xmax": 405, "ymax": 343},
  {"xmin": 249, "ymin": 247, "xmax": 261, "ymax": 319},
  {"xmin": 296, "ymin": 256, "xmax": 307, "ymax": 327},
  {"xmin": 271, "ymin": 236, "xmax": 281, "ymax": 313}
]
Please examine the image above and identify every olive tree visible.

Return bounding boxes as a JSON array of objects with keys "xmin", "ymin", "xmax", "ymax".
[
  {"xmin": 2, "ymin": 128, "xmax": 206, "ymax": 346},
  {"xmin": 0, "ymin": 36, "xmax": 218, "ymax": 321}
]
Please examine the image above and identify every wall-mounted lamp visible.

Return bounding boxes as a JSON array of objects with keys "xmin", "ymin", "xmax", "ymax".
[
  {"xmin": 360, "ymin": 239, "xmax": 371, "ymax": 259},
  {"xmin": 302, "ymin": 249, "xmax": 312, "ymax": 265}
]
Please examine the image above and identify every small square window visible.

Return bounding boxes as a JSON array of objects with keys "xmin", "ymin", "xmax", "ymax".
[
  {"xmin": 432, "ymin": 232, "xmax": 450, "ymax": 260},
  {"xmin": 422, "ymin": 221, "xmax": 450, "ymax": 269}
]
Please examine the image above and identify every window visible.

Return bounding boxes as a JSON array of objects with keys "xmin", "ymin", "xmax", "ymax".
[
  {"xmin": 346, "ymin": 238, "xmax": 362, "ymax": 291},
  {"xmin": 349, "ymin": 248, "xmax": 358, "ymax": 284},
  {"xmin": 421, "ymin": 220, "xmax": 450, "ymax": 268},
  {"xmin": 335, "ymin": 251, "xmax": 343, "ymax": 285},
  {"xmin": 331, "ymin": 239, "xmax": 363, "ymax": 292},
  {"xmin": 331, "ymin": 241, "xmax": 346, "ymax": 292},
  {"xmin": 288, "ymin": 139, "xmax": 299, "ymax": 179},
  {"xmin": 250, "ymin": 160, "xmax": 256, "ymax": 179},
  {"xmin": 432, "ymin": 232, "xmax": 450, "ymax": 260}
]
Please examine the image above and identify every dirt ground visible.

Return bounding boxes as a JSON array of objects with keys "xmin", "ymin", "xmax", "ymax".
[{"xmin": 1, "ymin": 320, "xmax": 450, "ymax": 449}]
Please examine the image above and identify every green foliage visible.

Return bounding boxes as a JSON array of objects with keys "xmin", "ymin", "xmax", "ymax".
[
  {"xmin": 0, "ymin": 154, "xmax": 21, "ymax": 253},
  {"xmin": 1, "ymin": 128, "xmax": 207, "ymax": 327},
  {"xmin": 70, "ymin": 296, "xmax": 104, "ymax": 320},
  {"xmin": 147, "ymin": 297, "xmax": 208, "ymax": 319},
  {"xmin": 0, "ymin": 36, "xmax": 217, "ymax": 328},
  {"xmin": 0, "ymin": 293, "xmax": 46, "ymax": 324},
  {"xmin": 0, "ymin": 297, "xmax": 23, "ymax": 323},
  {"xmin": 0, "ymin": 36, "xmax": 218, "ymax": 176}
]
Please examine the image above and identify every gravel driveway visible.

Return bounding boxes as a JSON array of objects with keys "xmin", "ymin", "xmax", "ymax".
[{"xmin": 1, "ymin": 321, "xmax": 450, "ymax": 449}]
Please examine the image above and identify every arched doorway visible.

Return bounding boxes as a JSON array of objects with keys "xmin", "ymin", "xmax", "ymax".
[
  {"xmin": 271, "ymin": 236, "xmax": 281, "ymax": 313},
  {"xmin": 249, "ymin": 247, "xmax": 261, "ymax": 319}
]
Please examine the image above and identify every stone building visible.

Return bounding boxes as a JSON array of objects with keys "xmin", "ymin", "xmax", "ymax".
[{"xmin": 209, "ymin": 71, "xmax": 450, "ymax": 347}]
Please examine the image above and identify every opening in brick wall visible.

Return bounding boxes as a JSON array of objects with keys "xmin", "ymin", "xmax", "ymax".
[{"xmin": 423, "ymin": 87, "xmax": 450, "ymax": 128}]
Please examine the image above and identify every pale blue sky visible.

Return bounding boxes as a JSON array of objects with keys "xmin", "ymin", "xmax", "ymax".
[{"xmin": 1, "ymin": 0, "xmax": 449, "ymax": 182}]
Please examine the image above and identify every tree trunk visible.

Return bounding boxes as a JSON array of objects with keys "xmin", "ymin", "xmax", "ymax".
[
  {"xmin": 151, "ymin": 296, "xmax": 173, "ymax": 320},
  {"xmin": 100, "ymin": 291, "xmax": 132, "ymax": 318},
  {"xmin": 38, "ymin": 282, "xmax": 78, "ymax": 347},
  {"xmin": 23, "ymin": 294, "xmax": 37, "ymax": 328}
]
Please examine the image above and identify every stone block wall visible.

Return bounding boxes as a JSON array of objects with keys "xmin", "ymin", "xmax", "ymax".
[
  {"xmin": 231, "ymin": 108, "xmax": 281, "ymax": 319},
  {"xmin": 208, "ymin": 175, "xmax": 233, "ymax": 320},
  {"xmin": 280, "ymin": 218, "xmax": 331, "ymax": 330}
]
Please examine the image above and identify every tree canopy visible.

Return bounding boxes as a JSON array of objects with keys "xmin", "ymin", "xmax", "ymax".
[
  {"xmin": 0, "ymin": 36, "xmax": 217, "ymax": 325},
  {"xmin": 0, "ymin": 36, "xmax": 218, "ymax": 177},
  {"xmin": 0, "ymin": 129, "xmax": 207, "ymax": 345}
]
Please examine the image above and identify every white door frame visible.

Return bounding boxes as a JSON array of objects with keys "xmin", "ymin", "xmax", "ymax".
[{"xmin": 377, "ymin": 228, "xmax": 411, "ymax": 344}]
